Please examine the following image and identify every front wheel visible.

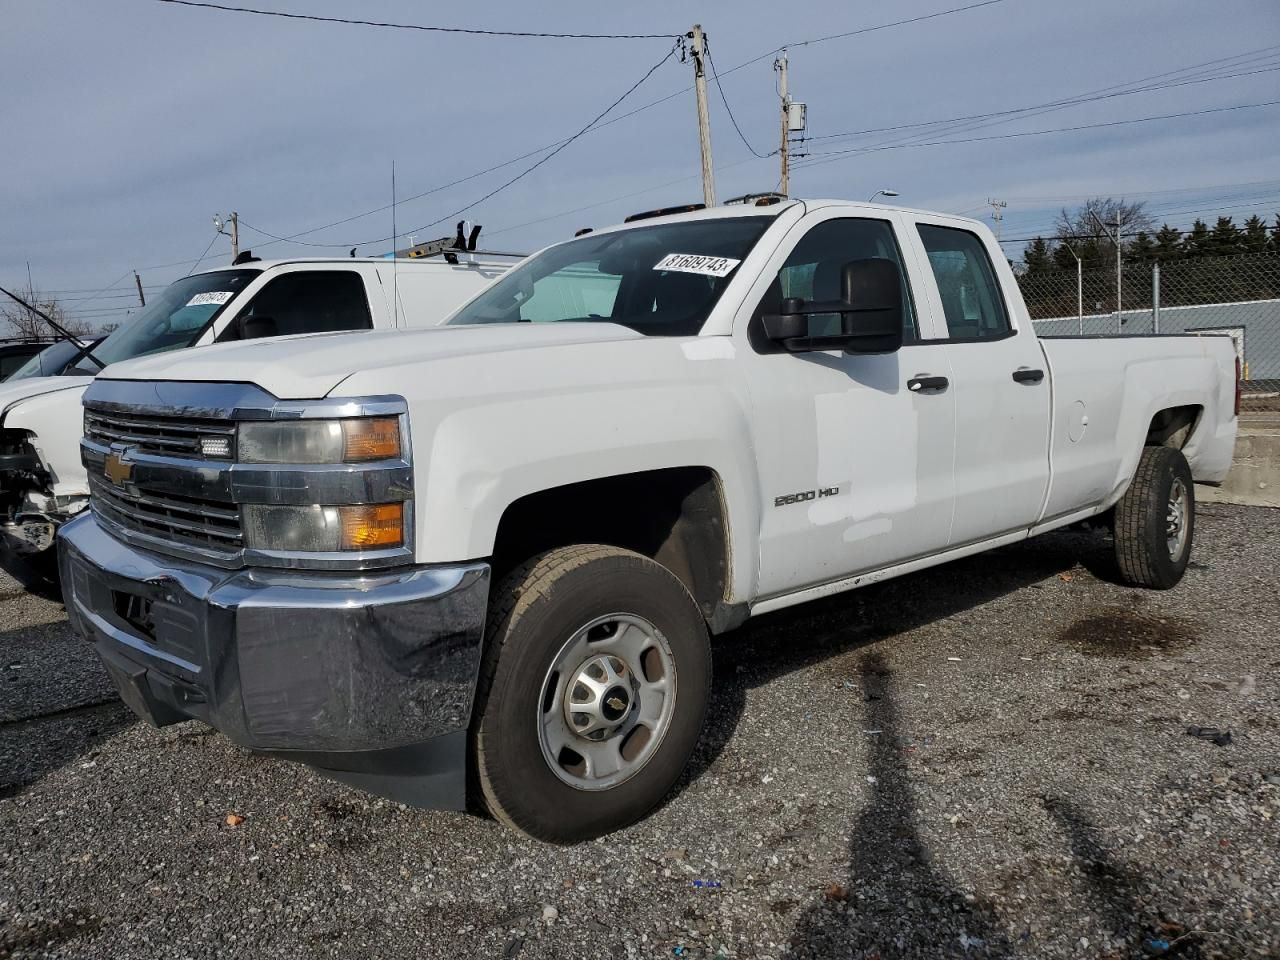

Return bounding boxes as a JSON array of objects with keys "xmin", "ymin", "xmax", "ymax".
[
  {"xmin": 1113, "ymin": 445, "xmax": 1195, "ymax": 589},
  {"xmin": 471, "ymin": 545, "xmax": 711, "ymax": 843}
]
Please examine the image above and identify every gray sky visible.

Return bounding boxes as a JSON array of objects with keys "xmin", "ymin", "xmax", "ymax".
[{"xmin": 3, "ymin": 0, "xmax": 1279, "ymax": 329}]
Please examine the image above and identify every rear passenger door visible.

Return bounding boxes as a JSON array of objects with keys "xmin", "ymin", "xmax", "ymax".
[
  {"xmin": 216, "ymin": 268, "xmax": 376, "ymax": 342},
  {"xmin": 909, "ymin": 217, "xmax": 1051, "ymax": 545}
]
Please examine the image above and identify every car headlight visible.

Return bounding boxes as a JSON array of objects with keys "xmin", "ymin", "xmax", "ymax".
[
  {"xmin": 237, "ymin": 417, "xmax": 401, "ymax": 463},
  {"xmin": 242, "ymin": 502, "xmax": 405, "ymax": 552}
]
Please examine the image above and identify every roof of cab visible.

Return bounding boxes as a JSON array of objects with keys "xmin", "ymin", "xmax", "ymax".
[{"xmin": 565, "ymin": 196, "xmax": 986, "ymax": 240}]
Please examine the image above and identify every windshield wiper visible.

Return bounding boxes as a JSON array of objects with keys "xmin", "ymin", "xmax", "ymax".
[{"xmin": 0, "ymin": 284, "xmax": 106, "ymax": 370}]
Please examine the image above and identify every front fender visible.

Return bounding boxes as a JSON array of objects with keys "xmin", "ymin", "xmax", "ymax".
[
  {"xmin": 0, "ymin": 380, "xmax": 92, "ymax": 498},
  {"xmin": 336, "ymin": 339, "xmax": 762, "ymax": 603}
]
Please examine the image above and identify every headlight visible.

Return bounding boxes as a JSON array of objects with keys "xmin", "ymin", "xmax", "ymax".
[
  {"xmin": 243, "ymin": 502, "xmax": 405, "ymax": 551},
  {"xmin": 238, "ymin": 417, "xmax": 401, "ymax": 464}
]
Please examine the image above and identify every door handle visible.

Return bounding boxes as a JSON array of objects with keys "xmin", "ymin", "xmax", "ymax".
[
  {"xmin": 1012, "ymin": 368, "xmax": 1045, "ymax": 384},
  {"xmin": 907, "ymin": 375, "xmax": 949, "ymax": 393}
]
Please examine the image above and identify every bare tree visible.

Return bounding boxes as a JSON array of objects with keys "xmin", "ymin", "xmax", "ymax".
[
  {"xmin": 0, "ymin": 282, "xmax": 91, "ymax": 340},
  {"xmin": 1054, "ymin": 198, "xmax": 1154, "ymax": 248}
]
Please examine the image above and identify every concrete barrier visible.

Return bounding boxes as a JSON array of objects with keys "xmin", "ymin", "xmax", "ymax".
[{"xmin": 1197, "ymin": 421, "xmax": 1280, "ymax": 508}]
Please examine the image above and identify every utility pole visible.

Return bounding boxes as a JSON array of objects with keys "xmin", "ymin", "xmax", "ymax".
[
  {"xmin": 775, "ymin": 49, "xmax": 790, "ymax": 198},
  {"xmin": 688, "ymin": 25, "xmax": 715, "ymax": 207},
  {"xmin": 215, "ymin": 212, "xmax": 240, "ymax": 260},
  {"xmin": 133, "ymin": 271, "xmax": 146, "ymax": 307},
  {"xmin": 987, "ymin": 198, "xmax": 1007, "ymax": 242}
]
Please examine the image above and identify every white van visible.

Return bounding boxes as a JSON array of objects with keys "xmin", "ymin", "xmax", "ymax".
[{"xmin": 0, "ymin": 254, "xmax": 514, "ymax": 565}]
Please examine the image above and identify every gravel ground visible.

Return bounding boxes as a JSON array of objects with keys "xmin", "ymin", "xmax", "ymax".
[{"xmin": 1, "ymin": 504, "xmax": 1277, "ymax": 960}]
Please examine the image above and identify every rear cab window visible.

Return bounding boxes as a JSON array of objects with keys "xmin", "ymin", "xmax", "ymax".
[{"xmin": 916, "ymin": 224, "xmax": 1011, "ymax": 341}]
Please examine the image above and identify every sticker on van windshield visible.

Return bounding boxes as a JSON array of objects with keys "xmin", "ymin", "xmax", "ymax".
[
  {"xmin": 186, "ymin": 291, "xmax": 235, "ymax": 308},
  {"xmin": 653, "ymin": 253, "xmax": 742, "ymax": 278}
]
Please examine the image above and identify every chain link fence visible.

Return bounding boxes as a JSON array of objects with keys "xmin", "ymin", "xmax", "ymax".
[{"xmin": 1018, "ymin": 252, "xmax": 1280, "ymax": 412}]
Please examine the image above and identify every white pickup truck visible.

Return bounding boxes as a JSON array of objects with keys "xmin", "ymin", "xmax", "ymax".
[
  {"xmin": 0, "ymin": 254, "xmax": 509, "ymax": 565},
  {"xmin": 59, "ymin": 198, "xmax": 1238, "ymax": 843}
]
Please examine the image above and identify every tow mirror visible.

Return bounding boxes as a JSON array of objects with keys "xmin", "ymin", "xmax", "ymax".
[{"xmin": 762, "ymin": 257, "xmax": 904, "ymax": 354}]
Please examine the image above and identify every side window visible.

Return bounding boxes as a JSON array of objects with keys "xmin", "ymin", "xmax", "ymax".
[
  {"xmin": 0, "ymin": 350, "xmax": 36, "ymax": 378},
  {"xmin": 223, "ymin": 271, "xmax": 373, "ymax": 340},
  {"xmin": 916, "ymin": 224, "xmax": 1011, "ymax": 341},
  {"xmin": 757, "ymin": 218, "xmax": 918, "ymax": 344}
]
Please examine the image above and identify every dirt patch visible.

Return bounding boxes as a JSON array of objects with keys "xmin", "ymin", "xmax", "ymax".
[{"xmin": 1058, "ymin": 606, "xmax": 1197, "ymax": 658}]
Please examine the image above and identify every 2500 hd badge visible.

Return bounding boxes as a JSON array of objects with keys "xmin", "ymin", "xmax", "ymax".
[{"xmin": 774, "ymin": 486, "xmax": 839, "ymax": 507}]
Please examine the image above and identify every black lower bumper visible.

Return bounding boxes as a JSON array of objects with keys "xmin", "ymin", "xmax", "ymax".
[{"xmin": 58, "ymin": 512, "xmax": 491, "ymax": 809}]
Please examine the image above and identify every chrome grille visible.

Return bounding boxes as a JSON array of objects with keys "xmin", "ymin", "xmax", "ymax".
[
  {"xmin": 88, "ymin": 474, "xmax": 243, "ymax": 552},
  {"xmin": 84, "ymin": 410, "xmax": 235, "ymax": 459}
]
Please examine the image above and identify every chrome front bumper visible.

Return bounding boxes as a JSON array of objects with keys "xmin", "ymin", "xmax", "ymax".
[{"xmin": 58, "ymin": 512, "xmax": 490, "ymax": 809}]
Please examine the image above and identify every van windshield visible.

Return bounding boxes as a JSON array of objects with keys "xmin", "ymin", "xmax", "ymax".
[
  {"xmin": 448, "ymin": 216, "xmax": 773, "ymax": 336},
  {"xmin": 70, "ymin": 270, "xmax": 257, "ymax": 373}
]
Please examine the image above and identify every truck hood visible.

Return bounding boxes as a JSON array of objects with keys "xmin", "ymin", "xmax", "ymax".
[
  {"xmin": 0, "ymin": 375, "xmax": 94, "ymax": 420},
  {"xmin": 98, "ymin": 324, "xmax": 645, "ymax": 399}
]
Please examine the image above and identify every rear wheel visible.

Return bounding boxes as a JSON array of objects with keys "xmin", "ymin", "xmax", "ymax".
[
  {"xmin": 471, "ymin": 545, "xmax": 711, "ymax": 843},
  {"xmin": 1113, "ymin": 445, "xmax": 1194, "ymax": 589}
]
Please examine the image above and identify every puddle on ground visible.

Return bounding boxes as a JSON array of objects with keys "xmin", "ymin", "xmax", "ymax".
[{"xmin": 1058, "ymin": 606, "xmax": 1196, "ymax": 658}]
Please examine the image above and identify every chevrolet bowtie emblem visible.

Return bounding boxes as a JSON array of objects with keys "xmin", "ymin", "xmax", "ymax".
[
  {"xmin": 104, "ymin": 452, "xmax": 133, "ymax": 486},
  {"xmin": 606, "ymin": 696, "xmax": 626, "ymax": 712}
]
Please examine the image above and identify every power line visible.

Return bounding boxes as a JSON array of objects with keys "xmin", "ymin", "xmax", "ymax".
[
  {"xmin": 998, "ymin": 197, "xmax": 1280, "ymax": 245},
  {"xmin": 793, "ymin": 99, "xmax": 1280, "ymax": 169},
  {"xmin": 706, "ymin": 47, "xmax": 772, "ymax": 159},
  {"xmin": 806, "ymin": 57, "xmax": 1280, "ymax": 145},
  {"xmin": 243, "ymin": 42, "xmax": 681, "ymax": 251},
  {"xmin": 218, "ymin": 1, "xmax": 1010, "ymax": 249},
  {"xmin": 184, "ymin": 231, "xmax": 222, "ymax": 275},
  {"xmin": 803, "ymin": 45, "xmax": 1280, "ymax": 159},
  {"xmin": 154, "ymin": 0, "xmax": 675, "ymax": 39}
]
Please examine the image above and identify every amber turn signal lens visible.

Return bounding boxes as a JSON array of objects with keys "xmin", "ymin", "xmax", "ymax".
[
  {"xmin": 342, "ymin": 418, "xmax": 401, "ymax": 462},
  {"xmin": 338, "ymin": 503, "xmax": 404, "ymax": 549}
]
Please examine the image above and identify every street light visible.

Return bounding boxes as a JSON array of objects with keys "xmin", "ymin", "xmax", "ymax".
[
  {"xmin": 1088, "ymin": 210, "xmax": 1124, "ymax": 333},
  {"xmin": 867, "ymin": 189, "xmax": 900, "ymax": 202}
]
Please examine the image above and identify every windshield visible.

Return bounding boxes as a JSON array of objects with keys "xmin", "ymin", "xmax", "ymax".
[
  {"xmin": 448, "ymin": 216, "xmax": 773, "ymax": 336},
  {"xmin": 70, "ymin": 270, "xmax": 257, "ymax": 373},
  {"xmin": 8, "ymin": 340, "xmax": 78, "ymax": 380}
]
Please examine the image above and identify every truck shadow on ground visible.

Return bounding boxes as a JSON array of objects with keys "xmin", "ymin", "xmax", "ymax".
[
  {"xmin": 674, "ymin": 526, "xmax": 1130, "ymax": 957},
  {"xmin": 688, "ymin": 526, "xmax": 1118, "ymax": 784},
  {"xmin": 0, "ymin": 701, "xmax": 135, "ymax": 800},
  {"xmin": 784, "ymin": 651, "xmax": 1012, "ymax": 958}
]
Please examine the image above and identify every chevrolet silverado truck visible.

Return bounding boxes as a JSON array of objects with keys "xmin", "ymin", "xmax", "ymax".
[
  {"xmin": 59, "ymin": 199, "xmax": 1238, "ymax": 842},
  {"xmin": 0, "ymin": 253, "xmax": 510, "ymax": 566}
]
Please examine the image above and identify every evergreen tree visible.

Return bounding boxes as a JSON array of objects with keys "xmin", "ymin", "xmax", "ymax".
[
  {"xmin": 1242, "ymin": 214, "xmax": 1269, "ymax": 253},
  {"xmin": 1153, "ymin": 224, "xmax": 1182, "ymax": 260},
  {"xmin": 1181, "ymin": 219, "xmax": 1210, "ymax": 259},
  {"xmin": 1127, "ymin": 231, "xmax": 1154, "ymax": 262},
  {"xmin": 1209, "ymin": 216, "xmax": 1242, "ymax": 256},
  {"xmin": 1271, "ymin": 215, "xmax": 1280, "ymax": 252},
  {"xmin": 1023, "ymin": 237, "xmax": 1052, "ymax": 274}
]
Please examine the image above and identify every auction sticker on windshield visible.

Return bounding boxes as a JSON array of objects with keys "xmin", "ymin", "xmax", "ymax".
[
  {"xmin": 186, "ymin": 291, "xmax": 235, "ymax": 308},
  {"xmin": 653, "ymin": 253, "xmax": 742, "ymax": 278}
]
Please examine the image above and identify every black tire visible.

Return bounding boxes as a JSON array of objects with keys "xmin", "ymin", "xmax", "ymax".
[
  {"xmin": 471, "ymin": 545, "xmax": 711, "ymax": 843},
  {"xmin": 1113, "ymin": 445, "xmax": 1195, "ymax": 589}
]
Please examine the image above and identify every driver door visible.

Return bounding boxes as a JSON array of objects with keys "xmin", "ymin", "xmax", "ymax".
[{"xmin": 740, "ymin": 211, "xmax": 957, "ymax": 599}]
